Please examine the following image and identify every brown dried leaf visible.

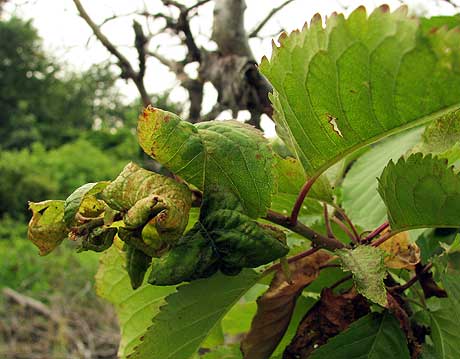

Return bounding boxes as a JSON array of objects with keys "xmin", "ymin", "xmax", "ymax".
[
  {"xmin": 380, "ymin": 231, "xmax": 421, "ymax": 270},
  {"xmin": 283, "ymin": 288, "xmax": 370, "ymax": 359},
  {"xmin": 241, "ymin": 250, "xmax": 332, "ymax": 359}
]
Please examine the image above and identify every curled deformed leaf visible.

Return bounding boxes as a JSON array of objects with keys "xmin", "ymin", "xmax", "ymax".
[
  {"xmin": 241, "ymin": 250, "xmax": 332, "ymax": 359},
  {"xmin": 148, "ymin": 224, "xmax": 219, "ymax": 286},
  {"xmin": 77, "ymin": 226, "xmax": 117, "ymax": 253},
  {"xmin": 149, "ymin": 207, "xmax": 289, "ymax": 286},
  {"xmin": 337, "ymin": 245, "xmax": 387, "ymax": 306},
  {"xmin": 102, "ymin": 162, "xmax": 192, "ymax": 252},
  {"xmin": 125, "ymin": 243, "xmax": 152, "ymax": 289},
  {"xmin": 379, "ymin": 231, "xmax": 421, "ymax": 270},
  {"xmin": 28, "ymin": 200, "xmax": 68, "ymax": 255},
  {"xmin": 138, "ymin": 106, "xmax": 275, "ymax": 218},
  {"xmin": 64, "ymin": 181, "xmax": 109, "ymax": 227}
]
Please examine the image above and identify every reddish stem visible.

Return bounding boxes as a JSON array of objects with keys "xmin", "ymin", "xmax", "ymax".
[
  {"xmin": 334, "ymin": 207, "xmax": 360, "ymax": 242},
  {"xmin": 363, "ymin": 222, "xmax": 390, "ymax": 243},
  {"xmin": 389, "ymin": 263, "xmax": 433, "ymax": 293},
  {"xmin": 323, "ymin": 203, "xmax": 335, "ymax": 238},
  {"xmin": 290, "ymin": 174, "xmax": 320, "ymax": 225},
  {"xmin": 331, "ymin": 217, "xmax": 358, "ymax": 243},
  {"xmin": 263, "ymin": 247, "xmax": 320, "ymax": 275},
  {"xmin": 371, "ymin": 231, "xmax": 393, "ymax": 247}
]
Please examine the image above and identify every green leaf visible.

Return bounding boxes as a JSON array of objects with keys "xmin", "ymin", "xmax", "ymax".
[
  {"xmin": 28, "ymin": 200, "xmax": 68, "ymax": 255},
  {"xmin": 417, "ymin": 228, "xmax": 459, "ymax": 263},
  {"xmin": 378, "ymin": 153, "xmax": 460, "ymax": 232},
  {"xmin": 415, "ymin": 109, "xmax": 460, "ymax": 155},
  {"xmin": 337, "ymin": 246, "xmax": 387, "ymax": 306},
  {"xmin": 148, "ymin": 205, "xmax": 288, "ymax": 285},
  {"xmin": 137, "ymin": 107, "xmax": 274, "ymax": 218},
  {"xmin": 260, "ymin": 6, "xmax": 460, "ymax": 178},
  {"xmin": 274, "ymin": 155, "xmax": 332, "ymax": 203},
  {"xmin": 200, "ymin": 345, "xmax": 242, "ymax": 359},
  {"xmin": 64, "ymin": 181, "xmax": 108, "ymax": 227},
  {"xmin": 309, "ymin": 312, "xmax": 410, "ymax": 358},
  {"xmin": 95, "ymin": 244, "xmax": 176, "ymax": 358},
  {"xmin": 125, "ymin": 243, "xmax": 152, "ymax": 290},
  {"xmin": 428, "ymin": 297, "xmax": 460, "ymax": 359},
  {"xmin": 270, "ymin": 193, "xmax": 322, "ymax": 227},
  {"xmin": 341, "ymin": 127, "xmax": 423, "ymax": 230},
  {"xmin": 132, "ymin": 270, "xmax": 259, "ymax": 359},
  {"xmin": 420, "ymin": 15, "xmax": 460, "ymax": 34},
  {"xmin": 102, "ymin": 162, "xmax": 192, "ymax": 251}
]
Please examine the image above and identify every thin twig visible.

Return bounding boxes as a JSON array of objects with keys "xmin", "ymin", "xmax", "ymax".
[
  {"xmin": 187, "ymin": 0, "xmax": 211, "ymax": 12},
  {"xmin": 265, "ymin": 210, "xmax": 345, "ymax": 251},
  {"xmin": 263, "ymin": 247, "xmax": 320, "ymax": 275},
  {"xmin": 333, "ymin": 206, "xmax": 360, "ymax": 242},
  {"xmin": 331, "ymin": 217, "xmax": 357, "ymax": 243},
  {"xmin": 72, "ymin": 0, "xmax": 150, "ymax": 105},
  {"xmin": 371, "ymin": 230, "xmax": 394, "ymax": 247},
  {"xmin": 323, "ymin": 203, "xmax": 334, "ymax": 238},
  {"xmin": 362, "ymin": 222, "xmax": 389, "ymax": 243},
  {"xmin": 330, "ymin": 274, "xmax": 352, "ymax": 290},
  {"xmin": 389, "ymin": 263, "xmax": 433, "ymax": 293},
  {"xmin": 290, "ymin": 174, "xmax": 320, "ymax": 225},
  {"xmin": 249, "ymin": 0, "xmax": 296, "ymax": 38}
]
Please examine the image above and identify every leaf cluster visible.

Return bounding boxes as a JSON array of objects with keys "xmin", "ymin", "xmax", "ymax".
[{"xmin": 27, "ymin": 5, "xmax": 460, "ymax": 359}]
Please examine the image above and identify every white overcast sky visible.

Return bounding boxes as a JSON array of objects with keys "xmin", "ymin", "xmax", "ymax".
[{"xmin": 3, "ymin": 0, "xmax": 459, "ymax": 132}]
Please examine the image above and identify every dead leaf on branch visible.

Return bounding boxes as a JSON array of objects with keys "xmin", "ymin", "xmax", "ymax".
[
  {"xmin": 387, "ymin": 292, "xmax": 422, "ymax": 359},
  {"xmin": 241, "ymin": 250, "xmax": 332, "ymax": 359},
  {"xmin": 283, "ymin": 288, "xmax": 370, "ymax": 359},
  {"xmin": 379, "ymin": 230, "xmax": 421, "ymax": 270}
]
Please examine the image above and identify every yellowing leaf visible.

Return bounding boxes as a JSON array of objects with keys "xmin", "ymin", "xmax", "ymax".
[
  {"xmin": 241, "ymin": 251, "xmax": 332, "ymax": 359},
  {"xmin": 28, "ymin": 200, "xmax": 68, "ymax": 255},
  {"xmin": 102, "ymin": 162, "xmax": 192, "ymax": 252},
  {"xmin": 379, "ymin": 231, "xmax": 421, "ymax": 270}
]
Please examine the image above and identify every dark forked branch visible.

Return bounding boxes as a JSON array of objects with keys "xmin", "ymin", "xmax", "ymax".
[{"xmin": 73, "ymin": 0, "xmax": 151, "ymax": 105}]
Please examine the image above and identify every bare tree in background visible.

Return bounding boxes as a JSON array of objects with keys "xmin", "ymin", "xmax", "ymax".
[
  {"xmin": 72, "ymin": 0, "xmax": 460, "ymax": 128},
  {"xmin": 72, "ymin": 0, "xmax": 295, "ymax": 129}
]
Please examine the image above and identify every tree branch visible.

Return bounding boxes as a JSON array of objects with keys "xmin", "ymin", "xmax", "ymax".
[
  {"xmin": 73, "ymin": 0, "xmax": 151, "ymax": 105},
  {"xmin": 249, "ymin": 0, "xmax": 295, "ymax": 38},
  {"xmin": 265, "ymin": 210, "xmax": 345, "ymax": 251}
]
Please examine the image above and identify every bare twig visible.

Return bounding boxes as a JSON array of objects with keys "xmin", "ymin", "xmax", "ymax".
[
  {"xmin": 73, "ymin": 0, "xmax": 150, "ymax": 105},
  {"xmin": 249, "ymin": 0, "xmax": 295, "ymax": 38},
  {"xmin": 2, "ymin": 288, "xmax": 57, "ymax": 321}
]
